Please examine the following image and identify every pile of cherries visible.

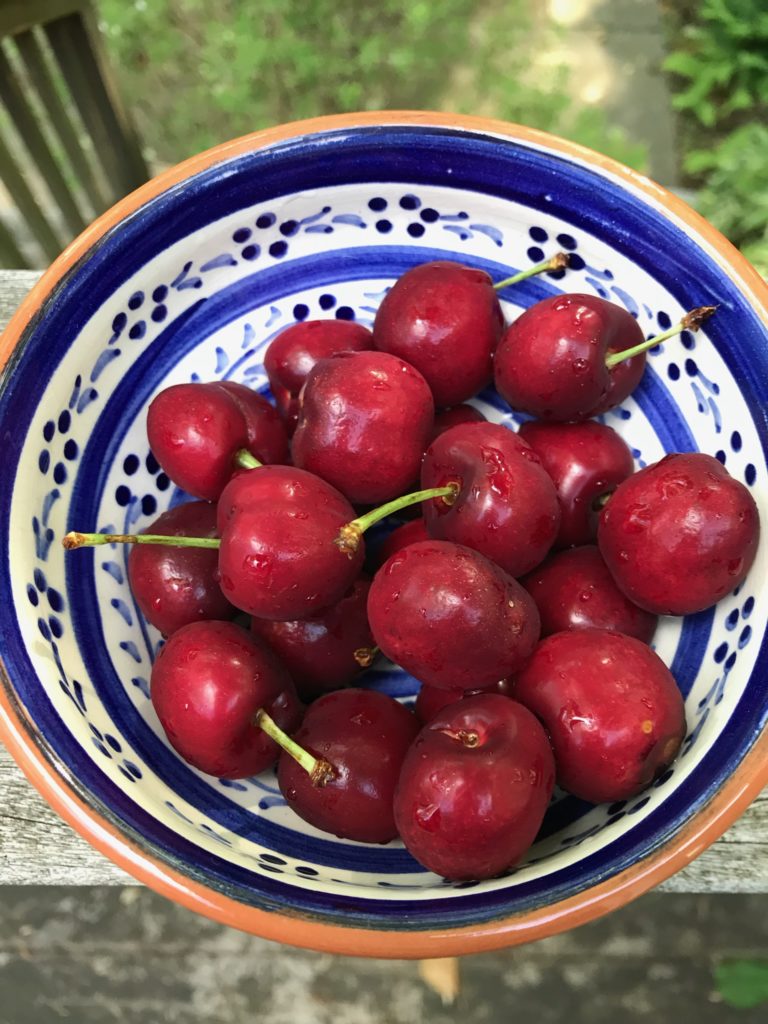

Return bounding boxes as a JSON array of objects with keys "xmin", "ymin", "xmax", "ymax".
[{"xmin": 64, "ymin": 252, "xmax": 760, "ymax": 881}]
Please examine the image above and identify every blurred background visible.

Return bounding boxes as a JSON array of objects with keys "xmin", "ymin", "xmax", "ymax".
[
  {"xmin": 1, "ymin": 0, "xmax": 767, "ymax": 1021},
  {"xmin": 0, "ymin": 0, "xmax": 766, "ymax": 275}
]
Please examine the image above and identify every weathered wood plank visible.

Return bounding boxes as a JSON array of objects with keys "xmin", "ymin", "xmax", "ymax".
[{"xmin": 1, "ymin": 271, "xmax": 766, "ymax": 890}]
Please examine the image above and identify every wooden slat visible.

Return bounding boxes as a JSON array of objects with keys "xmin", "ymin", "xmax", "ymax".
[
  {"xmin": 0, "ymin": 131, "xmax": 61, "ymax": 260},
  {"xmin": 0, "ymin": 215, "xmax": 30, "ymax": 268},
  {"xmin": 0, "ymin": 45, "xmax": 87, "ymax": 238},
  {"xmin": 13, "ymin": 27, "xmax": 108, "ymax": 217},
  {"xmin": 44, "ymin": 12, "xmax": 148, "ymax": 203}
]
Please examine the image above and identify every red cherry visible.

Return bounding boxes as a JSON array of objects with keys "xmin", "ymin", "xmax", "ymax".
[
  {"xmin": 214, "ymin": 381, "xmax": 289, "ymax": 464},
  {"xmin": 368, "ymin": 540, "xmax": 540, "ymax": 690},
  {"xmin": 150, "ymin": 620, "xmax": 302, "ymax": 779},
  {"xmin": 394, "ymin": 694, "xmax": 555, "ymax": 879},
  {"xmin": 421, "ymin": 422, "xmax": 560, "ymax": 576},
  {"xmin": 216, "ymin": 466, "xmax": 364, "ymax": 620},
  {"xmin": 128, "ymin": 501, "xmax": 234, "ymax": 636},
  {"xmin": 374, "ymin": 518, "xmax": 429, "ymax": 568},
  {"xmin": 598, "ymin": 453, "xmax": 760, "ymax": 615},
  {"xmin": 373, "ymin": 261, "xmax": 504, "ymax": 406},
  {"xmin": 513, "ymin": 629, "xmax": 685, "ymax": 803},
  {"xmin": 264, "ymin": 320, "xmax": 373, "ymax": 434},
  {"xmin": 518, "ymin": 420, "xmax": 635, "ymax": 548},
  {"xmin": 147, "ymin": 383, "xmax": 250, "ymax": 500},
  {"xmin": 429, "ymin": 404, "xmax": 486, "ymax": 443},
  {"xmin": 494, "ymin": 294, "xmax": 647, "ymax": 421},
  {"xmin": 277, "ymin": 689, "xmax": 420, "ymax": 843},
  {"xmin": 292, "ymin": 351, "xmax": 435, "ymax": 505},
  {"xmin": 520, "ymin": 545, "xmax": 658, "ymax": 643},
  {"xmin": 415, "ymin": 678, "xmax": 513, "ymax": 725},
  {"xmin": 251, "ymin": 577, "xmax": 375, "ymax": 701}
]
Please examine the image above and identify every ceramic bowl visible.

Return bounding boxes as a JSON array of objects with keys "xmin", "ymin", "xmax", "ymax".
[{"xmin": 1, "ymin": 113, "xmax": 767, "ymax": 958}]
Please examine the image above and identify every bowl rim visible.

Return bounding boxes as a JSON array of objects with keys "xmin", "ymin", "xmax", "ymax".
[{"xmin": 1, "ymin": 110, "xmax": 767, "ymax": 957}]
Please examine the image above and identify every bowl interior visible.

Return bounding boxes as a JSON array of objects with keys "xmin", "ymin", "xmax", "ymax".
[{"xmin": 1, "ymin": 122, "xmax": 767, "ymax": 935}]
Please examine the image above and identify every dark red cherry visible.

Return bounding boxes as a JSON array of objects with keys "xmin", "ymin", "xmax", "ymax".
[
  {"xmin": 128, "ymin": 501, "xmax": 234, "ymax": 636},
  {"xmin": 421, "ymin": 422, "xmax": 560, "ymax": 577},
  {"xmin": 251, "ymin": 577, "xmax": 375, "ymax": 701},
  {"xmin": 374, "ymin": 518, "xmax": 429, "ymax": 568},
  {"xmin": 394, "ymin": 695, "xmax": 555, "ymax": 879},
  {"xmin": 216, "ymin": 466, "xmax": 364, "ymax": 619},
  {"xmin": 214, "ymin": 381, "xmax": 289, "ymax": 464},
  {"xmin": 415, "ymin": 678, "xmax": 514, "ymax": 725},
  {"xmin": 521, "ymin": 545, "xmax": 658, "ymax": 643},
  {"xmin": 368, "ymin": 540, "xmax": 540, "ymax": 690},
  {"xmin": 292, "ymin": 351, "xmax": 435, "ymax": 504},
  {"xmin": 147, "ymin": 383, "xmax": 250, "ymax": 500},
  {"xmin": 373, "ymin": 261, "xmax": 504, "ymax": 407},
  {"xmin": 264, "ymin": 320, "xmax": 373, "ymax": 434},
  {"xmin": 150, "ymin": 620, "xmax": 302, "ymax": 779},
  {"xmin": 430, "ymin": 404, "xmax": 486, "ymax": 442},
  {"xmin": 518, "ymin": 420, "xmax": 635, "ymax": 548},
  {"xmin": 598, "ymin": 452, "xmax": 760, "ymax": 615},
  {"xmin": 494, "ymin": 294, "xmax": 647, "ymax": 421},
  {"xmin": 513, "ymin": 629, "xmax": 685, "ymax": 803},
  {"xmin": 278, "ymin": 689, "xmax": 420, "ymax": 843}
]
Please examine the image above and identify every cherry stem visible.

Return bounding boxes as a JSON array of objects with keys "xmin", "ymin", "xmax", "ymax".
[
  {"xmin": 493, "ymin": 252, "xmax": 570, "ymax": 291},
  {"xmin": 353, "ymin": 645, "xmax": 379, "ymax": 668},
  {"xmin": 62, "ymin": 531, "xmax": 220, "ymax": 551},
  {"xmin": 604, "ymin": 305, "xmax": 717, "ymax": 368},
  {"xmin": 335, "ymin": 484, "xmax": 458, "ymax": 557},
  {"xmin": 234, "ymin": 449, "xmax": 262, "ymax": 469},
  {"xmin": 252, "ymin": 709, "xmax": 335, "ymax": 786}
]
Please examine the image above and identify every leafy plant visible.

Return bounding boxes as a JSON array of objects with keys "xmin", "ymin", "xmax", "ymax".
[
  {"xmin": 715, "ymin": 960, "xmax": 768, "ymax": 1009},
  {"xmin": 664, "ymin": 0, "xmax": 768, "ymax": 275},
  {"xmin": 663, "ymin": 0, "xmax": 768, "ymax": 127}
]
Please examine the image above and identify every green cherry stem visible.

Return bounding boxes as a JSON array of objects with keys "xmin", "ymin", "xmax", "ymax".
[
  {"xmin": 353, "ymin": 645, "xmax": 379, "ymax": 668},
  {"xmin": 252, "ymin": 709, "xmax": 335, "ymax": 786},
  {"xmin": 234, "ymin": 449, "xmax": 262, "ymax": 469},
  {"xmin": 335, "ymin": 484, "xmax": 458, "ymax": 557},
  {"xmin": 493, "ymin": 252, "xmax": 570, "ymax": 291},
  {"xmin": 605, "ymin": 305, "xmax": 717, "ymax": 369},
  {"xmin": 62, "ymin": 531, "xmax": 220, "ymax": 551}
]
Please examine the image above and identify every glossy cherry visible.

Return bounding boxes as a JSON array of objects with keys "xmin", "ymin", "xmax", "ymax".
[
  {"xmin": 146, "ymin": 381, "xmax": 287, "ymax": 500},
  {"xmin": 598, "ymin": 453, "xmax": 760, "ymax": 615},
  {"xmin": 368, "ymin": 540, "xmax": 540, "ymax": 690},
  {"xmin": 214, "ymin": 381, "xmax": 289, "ymax": 463},
  {"xmin": 421, "ymin": 422, "xmax": 560, "ymax": 577},
  {"xmin": 430, "ymin": 404, "xmax": 486, "ymax": 442},
  {"xmin": 494, "ymin": 294, "xmax": 649, "ymax": 421},
  {"xmin": 521, "ymin": 545, "xmax": 658, "ymax": 643},
  {"xmin": 216, "ymin": 466, "xmax": 364, "ymax": 619},
  {"xmin": 394, "ymin": 694, "xmax": 555, "ymax": 879},
  {"xmin": 373, "ymin": 261, "xmax": 504, "ymax": 407},
  {"xmin": 292, "ymin": 350, "xmax": 435, "ymax": 505},
  {"xmin": 373, "ymin": 518, "xmax": 429, "ymax": 568},
  {"xmin": 277, "ymin": 689, "xmax": 421, "ymax": 843},
  {"xmin": 150, "ymin": 620, "xmax": 302, "ymax": 779},
  {"xmin": 264, "ymin": 320, "xmax": 373, "ymax": 434},
  {"xmin": 513, "ymin": 629, "xmax": 686, "ymax": 803},
  {"xmin": 518, "ymin": 420, "xmax": 635, "ymax": 548},
  {"xmin": 415, "ymin": 678, "xmax": 514, "ymax": 725},
  {"xmin": 128, "ymin": 500, "xmax": 234, "ymax": 636},
  {"xmin": 251, "ymin": 577, "xmax": 375, "ymax": 701}
]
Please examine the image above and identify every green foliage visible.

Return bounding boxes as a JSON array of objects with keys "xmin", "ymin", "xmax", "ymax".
[
  {"xmin": 96, "ymin": 0, "xmax": 645, "ymax": 171},
  {"xmin": 715, "ymin": 960, "xmax": 768, "ymax": 1009},
  {"xmin": 663, "ymin": 0, "xmax": 768, "ymax": 127},
  {"xmin": 664, "ymin": 0, "xmax": 768, "ymax": 275}
]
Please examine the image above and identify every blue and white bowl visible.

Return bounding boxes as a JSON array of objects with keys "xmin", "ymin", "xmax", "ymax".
[{"xmin": 1, "ymin": 113, "xmax": 767, "ymax": 956}]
